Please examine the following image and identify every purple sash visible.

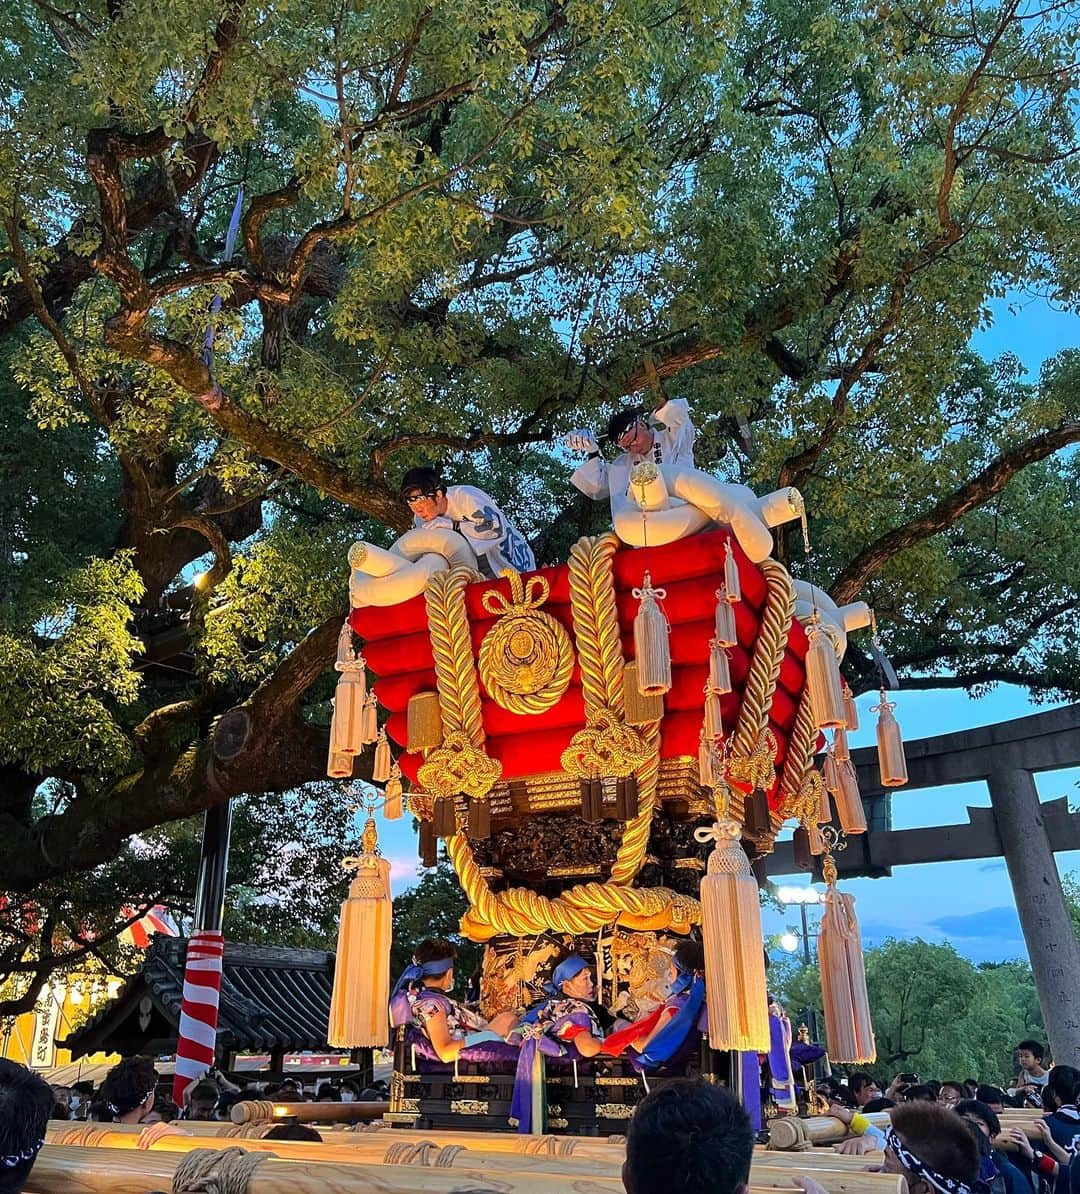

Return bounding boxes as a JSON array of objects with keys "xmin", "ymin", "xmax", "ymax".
[{"xmin": 510, "ymin": 1001, "xmax": 598, "ymax": 1134}]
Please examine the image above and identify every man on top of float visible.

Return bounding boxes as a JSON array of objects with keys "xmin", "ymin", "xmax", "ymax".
[
  {"xmin": 564, "ymin": 398, "xmax": 697, "ymax": 514},
  {"xmin": 400, "ymin": 466, "xmax": 536, "ymax": 578}
]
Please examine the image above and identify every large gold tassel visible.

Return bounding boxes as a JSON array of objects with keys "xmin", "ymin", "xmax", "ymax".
[
  {"xmin": 708, "ymin": 640, "xmax": 732, "ymax": 694},
  {"xmin": 713, "ymin": 591, "xmax": 738, "ymax": 647},
  {"xmin": 633, "ymin": 572, "xmax": 671, "ymax": 695},
  {"xmin": 704, "ymin": 686, "xmax": 724, "ymax": 739},
  {"xmin": 406, "ymin": 692, "xmax": 443, "ymax": 751},
  {"xmin": 694, "ymin": 802, "xmax": 770, "ymax": 1052},
  {"xmin": 372, "ymin": 727, "xmax": 392, "ymax": 783},
  {"xmin": 327, "ymin": 817, "xmax": 392, "ymax": 1048},
  {"xmin": 818, "ymin": 857, "xmax": 876, "ymax": 1063},
  {"xmin": 326, "ymin": 734, "xmax": 353, "ymax": 779},
  {"xmin": 843, "ymin": 682, "xmax": 859, "ymax": 732},
  {"xmin": 835, "ymin": 759, "xmax": 867, "ymax": 834},
  {"xmin": 384, "ymin": 764, "xmax": 403, "ymax": 820},
  {"xmin": 361, "ymin": 693, "xmax": 379, "ymax": 745},
  {"xmin": 723, "ymin": 539, "xmax": 742, "ymax": 603},
  {"xmin": 623, "ymin": 663, "xmax": 664, "ymax": 725},
  {"xmin": 873, "ymin": 691, "xmax": 908, "ymax": 786},
  {"xmin": 805, "ymin": 619, "xmax": 847, "ymax": 729}
]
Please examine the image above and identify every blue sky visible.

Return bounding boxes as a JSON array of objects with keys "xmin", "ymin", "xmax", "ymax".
[{"xmin": 376, "ymin": 292, "xmax": 1079, "ymax": 967}]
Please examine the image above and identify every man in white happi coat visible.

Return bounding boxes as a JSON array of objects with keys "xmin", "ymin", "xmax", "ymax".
[
  {"xmin": 399, "ymin": 466, "xmax": 535, "ymax": 578},
  {"xmin": 565, "ymin": 399, "xmax": 697, "ymax": 521}
]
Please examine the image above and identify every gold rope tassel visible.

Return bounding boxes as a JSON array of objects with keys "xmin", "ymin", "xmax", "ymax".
[
  {"xmin": 694, "ymin": 799, "xmax": 770, "ymax": 1052},
  {"xmin": 833, "ymin": 726, "xmax": 850, "ymax": 762},
  {"xmin": 407, "ymin": 691, "xmax": 443, "ymax": 751},
  {"xmin": 332, "ymin": 622, "xmax": 367, "ymax": 755},
  {"xmin": 835, "ymin": 759, "xmax": 867, "ymax": 834},
  {"xmin": 372, "ymin": 727, "xmax": 392, "ymax": 783},
  {"xmin": 623, "ymin": 662, "xmax": 664, "ymax": 725},
  {"xmin": 709, "ymin": 640, "xmax": 733, "ymax": 695},
  {"xmin": 384, "ymin": 764, "xmax": 403, "ymax": 820},
  {"xmin": 328, "ymin": 817, "xmax": 392, "ymax": 1048},
  {"xmin": 633, "ymin": 572, "xmax": 671, "ymax": 695},
  {"xmin": 817, "ymin": 759, "xmax": 835, "ymax": 824},
  {"xmin": 723, "ymin": 539, "xmax": 742, "ymax": 603},
  {"xmin": 843, "ymin": 681, "xmax": 859, "ymax": 732},
  {"xmin": 818, "ymin": 856, "xmax": 876, "ymax": 1063},
  {"xmin": 713, "ymin": 591, "xmax": 738, "ymax": 647},
  {"xmin": 872, "ymin": 690, "xmax": 909, "ymax": 787},
  {"xmin": 805, "ymin": 618, "xmax": 846, "ymax": 729},
  {"xmin": 361, "ymin": 693, "xmax": 379, "ymax": 745}
]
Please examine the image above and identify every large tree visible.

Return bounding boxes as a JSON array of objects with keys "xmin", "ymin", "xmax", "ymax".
[{"xmin": 0, "ymin": 0, "xmax": 1077, "ymax": 1010}]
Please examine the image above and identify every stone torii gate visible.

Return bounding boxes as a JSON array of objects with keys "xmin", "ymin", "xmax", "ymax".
[{"xmin": 768, "ymin": 704, "xmax": 1080, "ymax": 1068}]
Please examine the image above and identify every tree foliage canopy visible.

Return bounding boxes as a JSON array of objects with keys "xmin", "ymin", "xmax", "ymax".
[
  {"xmin": 772, "ymin": 936, "xmax": 1047, "ymax": 1082},
  {"xmin": 0, "ymin": 0, "xmax": 1077, "ymax": 1007}
]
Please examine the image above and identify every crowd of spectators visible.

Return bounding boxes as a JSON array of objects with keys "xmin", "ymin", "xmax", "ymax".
[{"xmin": 1, "ymin": 1037, "xmax": 1077, "ymax": 1194}]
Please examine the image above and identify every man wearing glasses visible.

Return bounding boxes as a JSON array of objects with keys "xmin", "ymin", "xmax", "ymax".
[
  {"xmin": 399, "ymin": 467, "xmax": 535, "ymax": 578},
  {"xmin": 564, "ymin": 398, "xmax": 697, "ymax": 513}
]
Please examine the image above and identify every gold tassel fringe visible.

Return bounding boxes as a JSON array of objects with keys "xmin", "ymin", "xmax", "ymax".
[
  {"xmin": 873, "ymin": 691, "xmax": 908, "ymax": 787},
  {"xmin": 407, "ymin": 691, "xmax": 443, "ymax": 752},
  {"xmin": 622, "ymin": 662, "xmax": 664, "ymax": 725},
  {"xmin": 806, "ymin": 621, "xmax": 847, "ymax": 729},
  {"xmin": 633, "ymin": 572, "xmax": 671, "ymax": 695}
]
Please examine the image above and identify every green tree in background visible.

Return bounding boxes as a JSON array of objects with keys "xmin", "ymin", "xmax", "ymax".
[
  {"xmin": 771, "ymin": 938, "xmax": 1047, "ymax": 1083},
  {"xmin": 0, "ymin": 0, "xmax": 1077, "ymax": 1008},
  {"xmin": 390, "ymin": 857, "xmax": 482, "ymax": 985}
]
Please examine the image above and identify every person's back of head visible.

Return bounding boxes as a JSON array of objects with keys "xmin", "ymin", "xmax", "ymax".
[
  {"xmin": 904, "ymin": 1085, "xmax": 937, "ymax": 1103},
  {"xmin": 98, "ymin": 1056, "xmax": 158, "ymax": 1122},
  {"xmin": 264, "ymin": 1124, "xmax": 323, "ymax": 1143},
  {"xmin": 0, "ymin": 1059, "xmax": 53, "ymax": 1194},
  {"xmin": 862, "ymin": 1097, "xmax": 896, "ymax": 1112},
  {"xmin": 624, "ymin": 1079, "xmax": 753, "ymax": 1194},
  {"xmin": 975, "ymin": 1085, "xmax": 1006, "ymax": 1110},
  {"xmin": 187, "ymin": 1080, "xmax": 219, "ymax": 1120},
  {"xmin": 315, "ymin": 1084, "xmax": 341, "ymax": 1103},
  {"xmin": 890, "ymin": 1101, "xmax": 980, "ymax": 1191},
  {"xmin": 1047, "ymin": 1065, "xmax": 1080, "ymax": 1109}
]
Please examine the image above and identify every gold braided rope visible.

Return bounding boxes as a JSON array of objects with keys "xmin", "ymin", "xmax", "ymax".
[
  {"xmin": 425, "ymin": 566, "xmax": 485, "ymax": 744},
  {"xmin": 778, "ymin": 688, "xmax": 818, "ymax": 816},
  {"xmin": 609, "ymin": 721, "xmax": 660, "ymax": 886},
  {"xmin": 730, "ymin": 558, "xmax": 795, "ymax": 760},
  {"xmin": 447, "ymin": 831, "xmax": 699, "ymax": 938},
  {"xmin": 567, "ymin": 533, "xmax": 624, "ymax": 718}
]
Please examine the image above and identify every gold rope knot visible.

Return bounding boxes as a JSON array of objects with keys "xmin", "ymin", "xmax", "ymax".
[
  {"xmin": 782, "ymin": 767, "xmax": 824, "ymax": 827},
  {"xmin": 478, "ymin": 569, "xmax": 574, "ymax": 713},
  {"xmin": 560, "ymin": 708, "xmax": 652, "ymax": 778},
  {"xmin": 726, "ymin": 726, "xmax": 778, "ymax": 792},
  {"xmin": 417, "ymin": 730, "xmax": 503, "ymax": 800}
]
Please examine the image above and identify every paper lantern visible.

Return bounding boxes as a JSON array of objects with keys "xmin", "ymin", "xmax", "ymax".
[
  {"xmin": 327, "ymin": 818, "xmax": 392, "ymax": 1048},
  {"xmin": 695, "ymin": 810, "xmax": 770, "ymax": 1052},
  {"xmin": 805, "ymin": 621, "xmax": 847, "ymax": 729},
  {"xmin": 633, "ymin": 572, "xmax": 671, "ymax": 695}
]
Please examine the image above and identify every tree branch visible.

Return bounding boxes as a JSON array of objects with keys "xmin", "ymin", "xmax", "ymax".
[{"xmin": 830, "ymin": 421, "xmax": 1080, "ymax": 604}]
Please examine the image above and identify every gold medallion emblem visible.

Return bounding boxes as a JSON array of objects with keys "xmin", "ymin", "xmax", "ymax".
[{"xmin": 478, "ymin": 571, "xmax": 574, "ymax": 714}]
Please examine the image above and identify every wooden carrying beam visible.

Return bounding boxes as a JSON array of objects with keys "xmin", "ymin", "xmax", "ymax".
[
  {"xmin": 32, "ymin": 1140, "xmax": 906, "ymax": 1194},
  {"xmin": 231, "ymin": 1099, "xmax": 390, "ymax": 1124}
]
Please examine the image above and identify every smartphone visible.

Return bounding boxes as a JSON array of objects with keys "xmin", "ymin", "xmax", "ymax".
[{"xmin": 898, "ymin": 1072, "xmax": 919, "ymax": 1084}]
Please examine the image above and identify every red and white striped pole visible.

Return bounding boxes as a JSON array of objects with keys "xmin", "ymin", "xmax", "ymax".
[{"xmin": 173, "ymin": 802, "xmax": 232, "ymax": 1111}]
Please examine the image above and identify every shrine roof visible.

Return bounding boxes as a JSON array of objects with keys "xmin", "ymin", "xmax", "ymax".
[{"xmin": 60, "ymin": 937, "xmax": 336, "ymax": 1059}]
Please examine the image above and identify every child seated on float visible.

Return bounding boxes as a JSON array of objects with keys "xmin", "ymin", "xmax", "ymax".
[
  {"xmin": 390, "ymin": 938, "xmax": 520, "ymax": 1063},
  {"xmin": 600, "ymin": 940, "xmax": 706, "ymax": 1065},
  {"xmin": 517, "ymin": 953, "xmax": 607, "ymax": 1056}
]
